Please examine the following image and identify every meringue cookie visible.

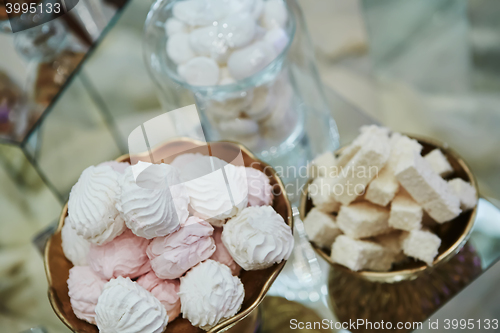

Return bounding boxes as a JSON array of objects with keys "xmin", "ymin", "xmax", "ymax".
[
  {"xmin": 190, "ymin": 26, "xmax": 229, "ymax": 64},
  {"xmin": 222, "ymin": 206, "xmax": 293, "ymax": 270},
  {"xmin": 61, "ymin": 217, "xmax": 90, "ymax": 266},
  {"xmin": 218, "ymin": 66, "xmax": 236, "ymax": 85},
  {"xmin": 178, "ymin": 57, "xmax": 220, "ymax": 86},
  {"xmin": 137, "ymin": 272, "xmax": 181, "ymax": 322},
  {"xmin": 179, "ymin": 260, "xmax": 244, "ymax": 330},
  {"xmin": 227, "ymin": 41, "xmax": 276, "ymax": 80},
  {"xmin": 165, "ymin": 18, "xmax": 188, "ymax": 36},
  {"xmin": 218, "ymin": 118, "xmax": 259, "ymax": 137},
  {"xmin": 185, "ymin": 159, "xmax": 248, "ymax": 226},
  {"xmin": 210, "ymin": 227, "xmax": 241, "ymax": 275},
  {"xmin": 252, "ymin": 0, "xmax": 265, "ymax": 19},
  {"xmin": 68, "ymin": 165, "xmax": 126, "ymax": 245},
  {"xmin": 88, "ymin": 230, "xmax": 151, "ymax": 280},
  {"xmin": 244, "ymin": 84, "xmax": 275, "ymax": 120},
  {"xmin": 67, "ymin": 266, "xmax": 106, "ymax": 325},
  {"xmin": 98, "ymin": 161, "xmax": 130, "ymax": 174},
  {"xmin": 245, "ymin": 167, "xmax": 273, "ymax": 206},
  {"xmin": 218, "ymin": 13, "xmax": 256, "ymax": 48},
  {"xmin": 118, "ymin": 162, "xmax": 189, "ymax": 239},
  {"xmin": 262, "ymin": 0, "xmax": 288, "ymax": 30},
  {"xmin": 264, "ymin": 27, "xmax": 289, "ymax": 55},
  {"xmin": 173, "ymin": 0, "xmax": 228, "ymax": 26},
  {"xmin": 229, "ymin": 0, "xmax": 256, "ymax": 14},
  {"xmin": 206, "ymin": 90, "xmax": 252, "ymax": 120},
  {"xmin": 167, "ymin": 33, "xmax": 196, "ymax": 65},
  {"xmin": 147, "ymin": 216, "xmax": 215, "ymax": 279},
  {"xmin": 95, "ymin": 277, "xmax": 168, "ymax": 333}
]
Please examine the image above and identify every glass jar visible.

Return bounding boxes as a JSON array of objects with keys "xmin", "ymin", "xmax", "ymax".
[{"xmin": 143, "ymin": 0, "xmax": 340, "ymax": 198}]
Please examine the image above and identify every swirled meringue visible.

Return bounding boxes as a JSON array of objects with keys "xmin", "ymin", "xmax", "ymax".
[
  {"xmin": 222, "ymin": 206, "xmax": 293, "ymax": 270},
  {"xmin": 98, "ymin": 160, "xmax": 130, "ymax": 174},
  {"xmin": 117, "ymin": 162, "xmax": 189, "ymax": 239},
  {"xmin": 68, "ymin": 165, "xmax": 126, "ymax": 245},
  {"xmin": 182, "ymin": 156, "xmax": 248, "ymax": 226},
  {"xmin": 88, "ymin": 230, "xmax": 151, "ymax": 280},
  {"xmin": 147, "ymin": 216, "xmax": 215, "ymax": 279},
  {"xmin": 95, "ymin": 276, "xmax": 168, "ymax": 333},
  {"xmin": 137, "ymin": 272, "xmax": 181, "ymax": 322},
  {"xmin": 61, "ymin": 217, "xmax": 90, "ymax": 266},
  {"xmin": 67, "ymin": 266, "xmax": 106, "ymax": 325},
  {"xmin": 210, "ymin": 227, "xmax": 241, "ymax": 275},
  {"xmin": 245, "ymin": 167, "xmax": 273, "ymax": 206},
  {"xmin": 179, "ymin": 260, "xmax": 244, "ymax": 330}
]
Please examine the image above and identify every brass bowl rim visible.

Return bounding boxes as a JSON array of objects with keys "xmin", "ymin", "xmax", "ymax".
[
  {"xmin": 44, "ymin": 137, "xmax": 293, "ymax": 332},
  {"xmin": 299, "ymin": 134, "xmax": 478, "ymax": 282}
]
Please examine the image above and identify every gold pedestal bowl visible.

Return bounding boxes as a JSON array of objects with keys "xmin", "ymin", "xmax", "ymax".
[
  {"xmin": 300, "ymin": 135, "xmax": 482, "ymax": 332},
  {"xmin": 44, "ymin": 139, "xmax": 293, "ymax": 333}
]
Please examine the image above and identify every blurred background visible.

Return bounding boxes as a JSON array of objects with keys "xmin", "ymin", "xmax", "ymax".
[{"xmin": 1, "ymin": 0, "xmax": 500, "ymax": 332}]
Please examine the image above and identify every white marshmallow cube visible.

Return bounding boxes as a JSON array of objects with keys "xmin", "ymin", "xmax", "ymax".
[
  {"xmin": 447, "ymin": 178, "xmax": 477, "ymax": 211},
  {"xmin": 331, "ymin": 235, "xmax": 393, "ymax": 272},
  {"xmin": 402, "ymin": 229, "xmax": 441, "ymax": 266},
  {"xmin": 336, "ymin": 202, "xmax": 391, "ymax": 239},
  {"xmin": 424, "ymin": 149, "xmax": 453, "ymax": 177},
  {"xmin": 332, "ymin": 129, "xmax": 391, "ymax": 205},
  {"xmin": 374, "ymin": 231, "xmax": 406, "ymax": 263},
  {"xmin": 388, "ymin": 190, "xmax": 423, "ymax": 231},
  {"xmin": 307, "ymin": 152, "xmax": 337, "ymax": 178},
  {"xmin": 303, "ymin": 208, "xmax": 342, "ymax": 249},
  {"xmin": 365, "ymin": 134, "xmax": 422, "ymax": 207},
  {"xmin": 308, "ymin": 177, "xmax": 341, "ymax": 213},
  {"xmin": 396, "ymin": 151, "xmax": 461, "ymax": 223}
]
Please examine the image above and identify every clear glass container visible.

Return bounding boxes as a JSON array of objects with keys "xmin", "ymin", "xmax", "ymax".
[{"xmin": 143, "ymin": 0, "xmax": 340, "ymax": 198}]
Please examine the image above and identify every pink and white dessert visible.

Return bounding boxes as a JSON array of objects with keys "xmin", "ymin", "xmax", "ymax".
[
  {"xmin": 222, "ymin": 206, "xmax": 294, "ymax": 270},
  {"xmin": 67, "ymin": 266, "xmax": 106, "ymax": 325},
  {"xmin": 117, "ymin": 162, "xmax": 190, "ymax": 239},
  {"xmin": 147, "ymin": 216, "xmax": 216, "ymax": 279},
  {"xmin": 210, "ymin": 227, "xmax": 241, "ymax": 275},
  {"xmin": 178, "ymin": 154, "xmax": 248, "ymax": 226},
  {"xmin": 68, "ymin": 165, "xmax": 126, "ymax": 245},
  {"xmin": 98, "ymin": 160, "xmax": 130, "ymax": 174},
  {"xmin": 245, "ymin": 167, "xmax": 273, "ymax": 206},
  {"xmin": 88, "ymin": 230, "xmax": 151, "ymax": 280},
  {"xmin": 95, "ymin": 277, "xmax": 168, "ymax": 333},
  {"xmin": 179, "ymin": 260, "xmax": 244, "ymax": 330},
  {"xmin": 61, "ymin": 217, "xmax": 90, "ymax": 266},
  {"xmin": 137, "ymin": 272, "xmax": 181, "ymax": 322}
]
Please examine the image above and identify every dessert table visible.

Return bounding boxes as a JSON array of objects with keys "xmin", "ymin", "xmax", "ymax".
[{"xmin": 1, "ymin": 0, "xmax": 500, "ymax": 332}]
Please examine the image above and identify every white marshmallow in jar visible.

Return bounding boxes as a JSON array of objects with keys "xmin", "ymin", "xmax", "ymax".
[{"xmin": 163, "ymin": 0, "xmax": 298, "ymax": 152}]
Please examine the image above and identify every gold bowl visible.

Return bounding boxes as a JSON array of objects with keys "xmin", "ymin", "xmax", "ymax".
[
  {"xmin": 299, "ymin": 135, "xmax": 479, "ymax": 283},
  {"xmin": 44, "ymin": 138, "xmax": 293, "ymax": 333}
]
